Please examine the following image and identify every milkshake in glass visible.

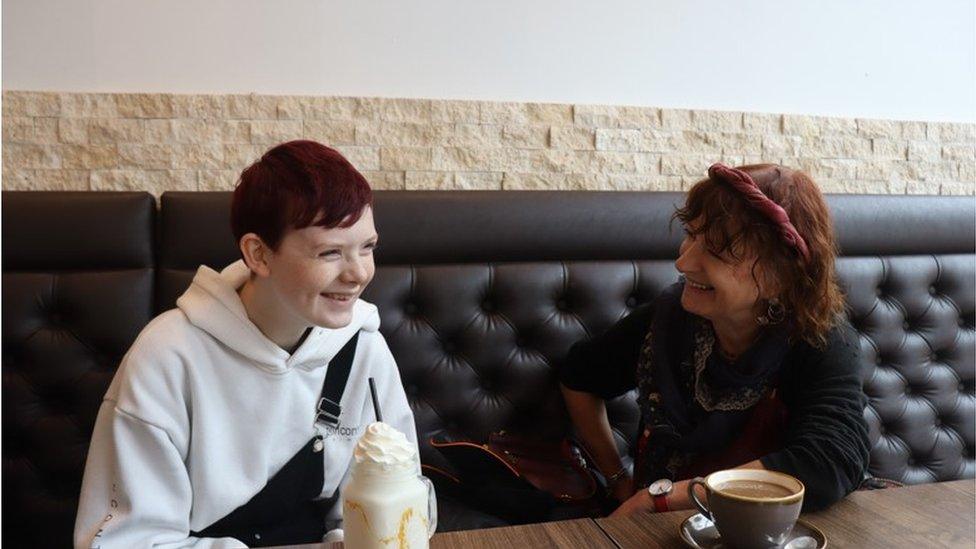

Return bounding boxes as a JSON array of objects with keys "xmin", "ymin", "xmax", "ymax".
[{"xmin": 342, "ymin": 422, "xmax": 436, "ymax": 549}]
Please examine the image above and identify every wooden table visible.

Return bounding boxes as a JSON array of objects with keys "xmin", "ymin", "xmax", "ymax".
[
  {"xmin": 275, "ymin": 479, "xmax": 974, "ymax": 548},
  {"xmin": 596, "ymin": 479, "xmax": 975, "ymax": 548}
]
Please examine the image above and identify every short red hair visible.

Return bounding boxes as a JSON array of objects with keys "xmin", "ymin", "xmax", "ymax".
[{"xmin": 231, "ymin": 140, "xmax": 373, "ymax": 250}]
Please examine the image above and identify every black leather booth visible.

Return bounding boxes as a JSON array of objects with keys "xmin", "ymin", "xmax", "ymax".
[{"xmin": 4, "ymin": 190, "xmax": 974, "ymax": 547}]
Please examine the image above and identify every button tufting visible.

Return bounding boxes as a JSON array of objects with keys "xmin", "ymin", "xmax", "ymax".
[
  {"xmin": 404, "ymin": 303, "xmax": 418, "ymax": 315},
  {"xmin": 443, "ymin": 340, "xmax": 457, "ymax": 354},
  {"xmin": 481, "ymin": 301, "xmax": 496, "ymax": 313},
  {"xmin": 902, "ymin": 321, "xmax": 911, "ymax": 331},
  {"xmin": 934, "ymin": 417, "xmax": 943, "ymax": 427},
  {"xmin": 875, "ymin": 356, "xmax": 883, "ymax": 365},
  {"xmin": 875, "ymin": 288, "xmax": 883, "ymax": 297},
  {"xmin": 904, "ymin": 386, "xmax": 913, "ymax": 395},
  {"xmin": 907, "ymin": 458, "xmax": 915, "ymax": 466},
  {"xmin": 556, "ymin": 299, "xmax": 570, "ymax": 311},
  {"xmin": 626, "ymin": 296, "xmax": 638, "ymax": 308},
  {"xmin": 928, "ymin": 286, "xmax": 937, "ymax": 295}
]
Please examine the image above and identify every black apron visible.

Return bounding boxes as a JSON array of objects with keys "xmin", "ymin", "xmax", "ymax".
[{"xmin": 190, "ymin": 332, "xmax": 361, "ymax": 547}]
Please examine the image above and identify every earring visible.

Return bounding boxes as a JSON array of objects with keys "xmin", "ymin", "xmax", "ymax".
[{"xmin": 757, "ymin": 298, "xmax": 786, "ymax": 326}]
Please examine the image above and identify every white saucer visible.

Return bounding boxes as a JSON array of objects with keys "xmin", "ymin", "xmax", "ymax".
[{"xmin": 679, "ymin": 513, "xmax": 827, "ymax": 548}]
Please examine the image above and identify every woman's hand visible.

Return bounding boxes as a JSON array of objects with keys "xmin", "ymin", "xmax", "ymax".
[
  {"xmin": 609, "ymin": 479, "xmax": 700, "ymax": 517},
  {"xmin": 609, "ymin": 474, "xmax": 635, "ymax": 504}
]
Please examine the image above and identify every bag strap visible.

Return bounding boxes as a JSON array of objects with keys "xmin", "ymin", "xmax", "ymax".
[{"xmin": 315, "ymin": 331, "xmax": 360, "ymax": 426}]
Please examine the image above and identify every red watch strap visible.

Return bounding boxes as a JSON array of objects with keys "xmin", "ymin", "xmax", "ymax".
[{"xmin": 652, "ymin": 493, "xmax": 670, "ymax": 513}]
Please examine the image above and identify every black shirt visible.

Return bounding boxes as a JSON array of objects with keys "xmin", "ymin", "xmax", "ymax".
[{"xmin": 558, "ymin": 303, "xmax": 871, "ymax": 511}]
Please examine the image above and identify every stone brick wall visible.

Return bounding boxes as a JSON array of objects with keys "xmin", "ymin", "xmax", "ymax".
[{"xmin": 3, "ymin": 91, "xmax": 974, "ymax": 195}]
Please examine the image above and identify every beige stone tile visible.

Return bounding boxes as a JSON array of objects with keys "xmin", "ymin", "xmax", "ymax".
[
  {"xmin": 379, "ymin": 98, "xmax": 432, "ymax": 123},
  {"xmin": 480, "ymin": 101, "xmax": 530, "ymax": 125},
  {"xmin": 3, "ymin": 117, "xmax": 35, "ymax": 142},
  {"xmin": 118, "ymin": 143, "xmax": 173, "ymax": 169},
  {"xmin": 198, "ymin": 170, "xmax": 240, "ymax": 191},
  {"xmin": 448, "ymin": 124, "xmax": 503, "ymax": 148},
  {"xmin": 454, "ymin": 171, "xmax": 504, "ymax": 190},
  {"xmin": 596, "ymin": 128, "xmax": 642, "ymax": 151},
  {"xmin": 1, "ymin": 167, "xmax": 34, "ymax": 189},
  {"xmin": 660, "ymin": 109, "xmax": 694, "ymax": 130},
  {"xmin": 501, "ymin": 172, "xmax": 586, "ymax": 190},
  {"xmin": 59, "ymin": 93, "xmax": 118, "ymax": 118},
  {"xmin": 304, "ymin": 119, "xmax": 357, "ymax": 145},
  {"xmin": 143, "ymin": 170, "xmax": 198, "ymax": 194},
  {"xmin": 2, "ymin": 91, "xmax": 61, "ymax": 117},
  {"xmin": 431, "ymin": 100, "xmax": 481, "ymax": 124},
  {"xmin": 550, "ymin": 126, "xmax": 595, "ymax": 150},
  {"xmin": 906, "ymin": 180, "xmax": 942, "ymax": 195},
  {"xmin": 500, "ymin": 125, "xmax": 548, "ymax": 149},
  {"xmin": 223, "ymin": 144, "xmax": 267, "ymax": 170},
  {"xmin": 334, "ymin": 145, "xmax": 381, "ymax": 171},
  {"xmin": 433, "ymin": 147, "xmax": 529, "ymax": 172},
  {"xmin": 801, "ymin": 136, "xmax": 872, "ymax": 159},
  {"xmin": 762, "ymin": 135, "xmax": 802, "ymax": 157},
  {"xmin": 871, "ymin": 138, "xmax": 908, "ymax": 159},
  {"xmin": 907, "ymin": 140, "xmax": 942, "ymax": 161},
  {"xmin": 225, "ymin": 94, "xmax": 255, "ymax": 119},
  {"xmin": 783, "ymin": 115, "xmax": 821, "ymax": 137},
  {"xmin": 526, "ymin": 103, "xmax": 574, "ymax": 125},
  {"xmin": 576, "ymin": 104, "xmax": 659, "ymax": 128},
  {"xmin": 927, "ymin": 122, "xmax": 975, "ymax": 143},
  {"xmin": 250, "ymin": 120, "xmax": 303, "ymax": 144},
  {"xmin": 171, "ymin": 94, "xmax": 227, "ymax": 119},
  {"xmin": 692, "ymin": 110, "xmax": 743, "ymax": 132},
  {"xmin": 32, "ymin": 118, "xmax": 59, "ymax": 143},
  {"xmin": 942, "ymin": 144, "xmax": 975, "ymax": 162},
  {"xmin": 90, "ymin": 119, "xmax": 145, "ymax": 144},
  {"xmin": 90, "ymin": 169, "xmax": 147, "ymax": 191},
  {"xmin": 661, "ymin": 155, "xmax": 714, "ymax": 177},
  {"xmin": 3, "ymin": 143, "xmax": 62, "ymax": 169},
  {"xmin": 57, "ymin": 119, "xmax": 89, "ymax": 145},
  {"xmin": 360, "ymin": 170, "xmax": 405, "ymax": 190},
  {"xmin": 354, "ymin": 121, "xmax": 451, "ymax": 147},
  {"xmin": 115, "ymin": 93, "xmax": 176, "ymax": 118},
  {"xmin": 380, "ymin": 147, "xmax": 431, "ymax": 170},
  {"xmin": 940, "ymin": 180, "xmax": 976, "ymax": 195},
  {"xmin": 3, "ymin": 168, "xmax": 88, "ymax": 190},
  {"xmin": 173, "ymin": 144, "xmax": 225, "ymax": 170},
  {"xmin": 856, "ymin": 118, "xmax": 898, "ymax": 139},
  {"xmin": 743, "ymin": 112, "xmax": 782, "ymax": 134},
  {"xmin": 404, "ymin": 171, "xmax": 454, "ymax": 190},
  {"xmin": 819, "ymin": 117, "xmax": 858, "ymax": 136}
]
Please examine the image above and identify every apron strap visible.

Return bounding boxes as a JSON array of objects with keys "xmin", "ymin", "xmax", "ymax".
[{"xmin": 315, "ymin": 331, "xmax": 360, "ymax": 426}]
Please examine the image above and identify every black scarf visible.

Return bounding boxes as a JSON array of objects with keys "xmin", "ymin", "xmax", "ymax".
[{"xmin": 636, "ymin": 282, "xmax": 790, "ymax": 482}]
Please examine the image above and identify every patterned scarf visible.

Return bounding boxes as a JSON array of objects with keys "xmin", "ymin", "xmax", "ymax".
[{"xmin": 635, "ymin": 282, "xmax": 791, "ymax": 483}]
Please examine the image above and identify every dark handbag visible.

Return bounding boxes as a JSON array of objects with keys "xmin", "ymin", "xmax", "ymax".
[{"xmin": 425, "ymin": 431, "xmax": 609, "ymax": 525}]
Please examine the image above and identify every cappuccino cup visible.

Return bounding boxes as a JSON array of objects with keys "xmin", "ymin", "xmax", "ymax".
[{"xmin": 688, "ymin": 469, "xmax": 804, "ymax": 548}]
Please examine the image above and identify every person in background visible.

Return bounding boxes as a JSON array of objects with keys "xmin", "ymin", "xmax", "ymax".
[
  {"xmin": 558, "ymin": 163, "xmax": 870, "ymax": 515},
  {"xmin": 75, "ymin": 140, "xmax": 416, "ymax": 548}
]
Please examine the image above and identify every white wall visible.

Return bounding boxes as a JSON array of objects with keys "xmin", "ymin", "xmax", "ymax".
[{"xmin": 3, "ymin": 0, "xmax": 974, "ymax": 122}]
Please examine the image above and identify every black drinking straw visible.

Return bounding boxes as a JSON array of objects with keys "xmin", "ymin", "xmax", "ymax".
[{"xmin": 368, "ymin": 377, "xmax": 383, "ymax": 422}]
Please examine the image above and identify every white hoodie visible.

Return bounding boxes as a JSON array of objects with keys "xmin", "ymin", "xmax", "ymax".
[{"xmin": 74, "ymin": 261, "xmax": 417, "ymax": 549}]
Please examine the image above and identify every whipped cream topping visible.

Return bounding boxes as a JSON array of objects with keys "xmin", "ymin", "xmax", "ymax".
[{"xmin": 353, "ymin": 422, "xmax": 417, "ymax": 473}]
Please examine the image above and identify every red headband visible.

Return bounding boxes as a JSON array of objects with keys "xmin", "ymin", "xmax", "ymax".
[{"xmin": 707, "ymin": 163, "xmax": 811, "ymax": 263}]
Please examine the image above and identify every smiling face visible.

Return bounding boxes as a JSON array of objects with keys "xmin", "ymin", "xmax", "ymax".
[
  {"xmin": 674, "ymin": 219, "xmax": 770, "ymax": 328},
  {"xmin": 262, "ymin": 206, "xmax": 377, "ymax": 330}
]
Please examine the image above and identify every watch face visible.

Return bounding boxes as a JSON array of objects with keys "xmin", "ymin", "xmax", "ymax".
[{"xmin": 648, "ymin": 478, "xmax": 674, "ymax": 496}]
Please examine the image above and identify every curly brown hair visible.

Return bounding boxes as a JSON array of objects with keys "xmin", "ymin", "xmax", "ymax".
[{"xmin": 673, "ymin": 164, "xmax": 845, "ymax": 348}]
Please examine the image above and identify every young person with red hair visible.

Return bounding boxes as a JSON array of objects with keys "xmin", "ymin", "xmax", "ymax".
[{"xmin": 75, "ymin": 141, "xmax": 416, "ymax": 548}]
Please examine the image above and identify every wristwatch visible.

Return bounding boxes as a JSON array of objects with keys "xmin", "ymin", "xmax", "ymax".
[{"xmin": 647, "ymin": 478, "xmax": 673, "ymax": 512}]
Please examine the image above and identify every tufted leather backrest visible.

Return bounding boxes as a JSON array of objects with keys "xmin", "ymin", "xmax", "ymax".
[
  {"xmin": 3, "ymin": 191, "xmax": 156, "ymax": 548},
  {"xmin": 3, "ymin": 190, "xmax": 973, "ymax": 547},
  {"xmin": 155, "ymin": 191, "xmax": 976, "ymax": 484}
]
